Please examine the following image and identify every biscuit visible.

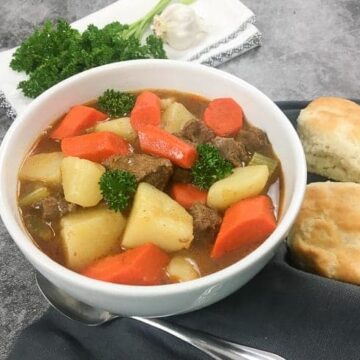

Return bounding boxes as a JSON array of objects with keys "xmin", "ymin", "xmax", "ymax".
[
  {"xmin": 297, "ymin": 97, "xmax": 360, "ymax": 182},
  {"xmin": 288, "ymin": 182, "xmax": 360, "ymax": 285}
]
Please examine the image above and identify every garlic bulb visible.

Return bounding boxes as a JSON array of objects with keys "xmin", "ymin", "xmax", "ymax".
[{"xmin": 152, "ymin": 4, "xmax": 206, "ymax": 50}]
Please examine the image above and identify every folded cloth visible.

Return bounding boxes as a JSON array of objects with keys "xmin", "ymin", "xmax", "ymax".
[
  {"xmin": 0, "ymin": 0, "xmax": 261, "ymax": 120},
  {"xmin": 8, "ymin": 103, "xmax": 360, "ymax": 360},
  {"xmin": 8, "ymin": 244, "xmax": 360, "ymax": 360}
]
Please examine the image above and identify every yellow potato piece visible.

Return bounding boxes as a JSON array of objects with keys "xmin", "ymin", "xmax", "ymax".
[
  {"xmin": 207, "ymin": 165, "xmax": 269, "ymax": 211},
  {"xmin": 61, "ymin": 157, "xmax": 105, "ymax": 207},
  {"xmin": 160, "ymin": 97, "xmax": 175, "ymax": 110},
  {"xmin": 94, "ymin": 117, "xmax": 136, "ymax": 141},
  {"xmin": 19, "ymin": 152, "xmax": 64, "ymax": 185},
  {"xmin": 161, "ymin": 102, "xmax": 196, "ymax": 133},
  {"xmin": 61, "ymin": 206, "xmax": 126, "ymax": 270},
  {"xmin": 167, "ymin": 256, "xmax": 200, "ymax": 283},
  {"xmin": 122, "ymin": 182, "xmax": 193, "ymax": 252}
]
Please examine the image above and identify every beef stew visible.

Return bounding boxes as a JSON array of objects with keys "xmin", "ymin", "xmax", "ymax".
[{"xmin": 18, "ymin": 89, "xmax": 283, "ymax": 285}]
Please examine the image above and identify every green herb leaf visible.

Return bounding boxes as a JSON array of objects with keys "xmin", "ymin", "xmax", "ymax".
[
  {"xmin": 99, "ymin": 170, "xmax": 137, "ymax": 212},
  {"xmin": 145, "ymin": 34, "xmax": 167, "ymax": 59},
  {"xmin": 98, "ymin": 89, "xmax": 136, "ymax": 118},
  {"xmin": 11, "ymin": 0, "xmax": 171, "ymax": 99},
  {"xmin": 191, "ymin": 144, "xmax": 233, "ymax": 190}
]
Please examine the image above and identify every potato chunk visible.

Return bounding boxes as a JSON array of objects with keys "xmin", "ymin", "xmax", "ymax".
[
  {"xmin": 207, "ymin": 165, "xmax": 269, "ymax": 211},
  {"xmin": 94, "ymin": 117, "xmax": 136, "ymax": 141},
  {"xmin": 161, "ymin": 102, "xmax": 196, "ymax": 134},
  {"xmin": 19, "ymin": 152, "xmax": 63, "ymax": 185},
  {"xmin": 160, "ymin": 97, "xmax": 175, "ymax": 110},
  {"xmin": 122, "ymin": 182, "xmax": 193, "ymax": 252},
  {"xmin": 61, "ymin": 206, "xmax": 126, "ymax": 270},
  {"xmin": 61, "ymin": 157, "xmax": 105, "ymax": 207},
  {"xmin": 167, "ymin": 256, "xmax": 200, "ymax": 282}
]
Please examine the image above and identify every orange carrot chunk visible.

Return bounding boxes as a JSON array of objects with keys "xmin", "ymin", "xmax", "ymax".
[
  {"xmin": 130, "ymin": 91, "xmax": 161, "ymax": 131},
  {"xmin": 51, "ymin": 105, "xmax": 107, "ymax": 140},
  {"xmin": 211, "ymin": 195, "xmax": 276, "ymax": 259},
  {"xmin": 170, "ymin": 183, "xmax": 207, "ymax": 209},
  {"xmin": 203, "ymin": 98, "xmax": 244, "ymax": 137},
  {"xmin": 61, "ymin": 131, "xmax": 129, "ymax": 163},
  {"xmin": 138, "ymin": 125, "xmax": 197, "ymax": 169},
  {"xmin": 81, "ymin": 243, "xmax": 170, "ymax": 285}
]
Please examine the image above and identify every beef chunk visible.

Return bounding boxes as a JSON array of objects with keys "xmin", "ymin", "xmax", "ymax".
[
  {"xmin": 103, "ymin": 154, "xmax": 173, "ymax": 190},
  {"xmin": 172, "ymin": 167, "xmax": 193, "ymax": 183},
  {"xmin": 36, "ymin": 196, "xmax": 77, "ymax": 221},
  {"xmin": 236, "ymin": 127, "xmax": 271, "ymax": 154},
  {"xmin": 188, "ymin": 203, "xmax": 222, "ymax": 242},
  {"xmin": 178, "ymin": 120, "xmax": 215, "ymax": 145},
  {"xmin": 211, "ymin": 136, "xmax": 249, "ymax": 166}
]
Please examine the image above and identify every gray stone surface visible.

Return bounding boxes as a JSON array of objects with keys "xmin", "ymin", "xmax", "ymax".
[{"xmin": 0, "ymin": 0, "xmax": 359, "ymax": 358}]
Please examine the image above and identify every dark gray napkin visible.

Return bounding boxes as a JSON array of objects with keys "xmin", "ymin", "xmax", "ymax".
[{"xmin": 8, "ymin": 102, "xmax": 360, "ymax": 360}]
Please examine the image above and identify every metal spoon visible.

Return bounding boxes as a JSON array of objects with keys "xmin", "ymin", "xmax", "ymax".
[{"xmin": 35, "ymin": 272, "xmax": 285, "ymax": 360}]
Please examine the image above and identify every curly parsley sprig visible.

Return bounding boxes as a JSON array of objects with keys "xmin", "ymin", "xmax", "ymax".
[
  {"xmin": 191, "ymin": 144, "xmax": 233, "ymax": 190},
  {"xmin": 11, "ymin": 0, "xmax": 170, "ymax": 98},
  {"xmin": 99, "ymin": 170, "xmax": 137, "ymax": 212},
  {"xmin": 98, "ymin": 89, "xmax": 136, "ymax": 118}
]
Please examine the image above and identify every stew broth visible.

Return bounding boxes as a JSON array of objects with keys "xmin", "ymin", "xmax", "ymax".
[{"xmin": 18, "ymin": 89, "xmax": 284, "ymax": 284}]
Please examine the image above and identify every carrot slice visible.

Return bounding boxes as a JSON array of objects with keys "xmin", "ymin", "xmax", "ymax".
[
  {"xmin": 81, "ymin": 243, "xmax": 170, "ymax": 285},
  {"xmin": 203, "ymin": 98, "xmax": 244, "ymax": 137},
  {"xmin": 61, "ymin": 131, "xmax": 129, "ymax": 163},
  {"xmin": 138, "ymin": 126, "xmax": 197, "ymax": 169},
  {"xmin": 130, "ymin": 91, "xmax": 161, "ymax": 131},
  {"xmin": 51, "ymin": 105, "xmax": 107, "ymax": 140},
  {"xmin": 170, "ymin": 183, "xmax": 207, "ymax": 209},
  {"xmin": 211, "ymin": 195, "xmax": 276, "ymax": 259}
]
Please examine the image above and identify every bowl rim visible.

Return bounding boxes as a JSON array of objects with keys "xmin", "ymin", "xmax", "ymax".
[{"xmin": 0, "ymin": 59, "xmax": 307, "ymax": 297}]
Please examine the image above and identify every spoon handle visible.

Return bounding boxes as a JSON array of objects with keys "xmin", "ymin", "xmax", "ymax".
[{"xmin": 133, "ymin": 317, "xmax": 285, "ymax": 360}]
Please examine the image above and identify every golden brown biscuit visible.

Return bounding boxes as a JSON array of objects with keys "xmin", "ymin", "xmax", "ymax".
[
  {"xmin": 297, "ymin": 97, "xmax": 360, "ymax": 182},
  {"xmin": 288, "ymin": 182, "xmax": 360, "ymax": 285}
]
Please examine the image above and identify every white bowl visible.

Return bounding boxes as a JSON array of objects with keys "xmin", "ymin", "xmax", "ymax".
[{"xmin": 0, "ymin": 60, "xmax": 307, "ymax": 317}]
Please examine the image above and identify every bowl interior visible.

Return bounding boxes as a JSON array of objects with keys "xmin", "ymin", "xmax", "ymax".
[{"xmin": 0, "ymin": 60, "xmax": 306, "ymax": 298}]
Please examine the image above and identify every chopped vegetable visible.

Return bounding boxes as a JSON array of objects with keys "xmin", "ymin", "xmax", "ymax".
[
  {"xmin": 122, "ymin": 182, "xmax": 193, "ymax": 252},
  {"xmin": 50, "ymin": 105, "xmax": 107, "ymax": 140},
  {"xmin": 81, "ymin": 243, "xmax": 170, "ymax": 285},
  {"xmin": 99, "ymin": 170, "xmax": 137, "ymax": 212},
  {"xmin": 207, "ymin": 165, "xmax": 269, "ymax": 211},
  {"xmin": 152, "ymin": 3, "xmax": 206, "ymax": 50},
  {"xmin": 191, "ymin": 144, "xmax": 233, "ymax": 190},
  {"xmin": 61, "ymin": 131, "xmax": 129, "ymax": 163},
  {"xmin": 97, "ymin": 89, "xmax": 136, "ymax": 118},
  {"xmin": 160, "ymin": 97, "xmax": 175, "ymax": 110},
  {"xmin": 19, "ymin": 187, "xmax": 50, "ymax": 207},
  {"xmin": 170, "ymin": 183, "xmax": 207, "ymax": 209},
  {"xmin": 11, "ymin": 1, "xmax": 170, "ymax": 98},
  {"xmin": 138, "ymin": 125, "xmax": 197, "ymax": 168},
  {"xmin": 161, "ymin": 102, "xmax": 195, "ymax": 133},
  {"xmin": 166, "ymin": 256, "xmax": 200, "ymax": 282},
  {"xmin": 61, "ymin": 206, "xmax": 126, "ymax": 270},
  {"xmin": 130, "ymin": 91, "xmax": 161, "ymax": 131},
  {"xmin": 124, "ymin": 0, "xmax": 171, "ymax": 40},
  {"xmin": 203, "ymin": 98, "xmax": 244, "ymax": 137},
  {"xmin": 248, "ymin": 152, "xmax": 279, "ymax": 179},
  {"xmin": 94, "ymin": 117, "xmax": 137, "ymax": 141},
  {"xmin": 211, "ymin": 195, "xmax": 276, "ymax": 259},
  {"xmin": 19, "ymin": 152, "xmax": 64, "ymax": 185},
  {"xmin": 61, "ymin": 157, "xmax": 105, "ymax": 207}
]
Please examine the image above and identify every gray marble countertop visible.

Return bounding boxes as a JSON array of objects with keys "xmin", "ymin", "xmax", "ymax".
[{"xmin": 0, "ymin": 0, "xmax": 359, "ymax": 358}]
